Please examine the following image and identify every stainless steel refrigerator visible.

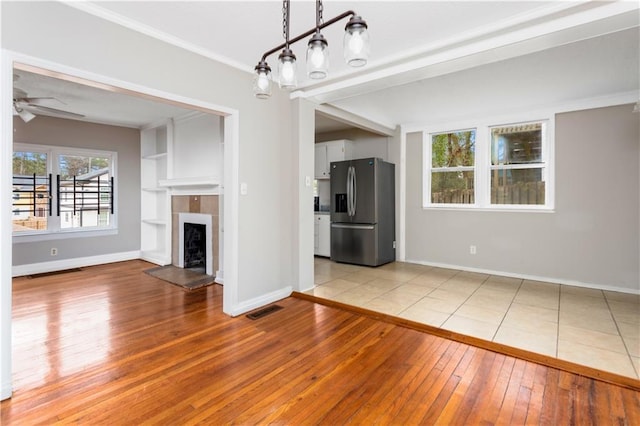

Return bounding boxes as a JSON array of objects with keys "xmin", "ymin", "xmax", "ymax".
[{"xmin": 330, "ymin": 158, "xmax": 395, "ymax": 266}]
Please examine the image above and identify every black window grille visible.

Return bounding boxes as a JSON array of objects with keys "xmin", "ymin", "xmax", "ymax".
[
  {"xmin": 12, "ymin": 173, "xmax": 114, "ymax": 224},
  {"xmin": 58, "ymin": 175, "xmax": 114, "ymax": 219},
  {"xmin": 12, "ymin": 173, "xmax": 52, "ymax": 217}
]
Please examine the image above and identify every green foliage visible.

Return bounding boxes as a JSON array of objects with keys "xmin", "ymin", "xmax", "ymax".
[
  {"xmin": 432, "ymin": 130, "xmax": 475, "ymax": 168},
  {"xmin": 13, "ymin": 151, "xmax": 47, "ymax": 176},
  {"xmin": 59, "ymin": 155, "xmax": 110, "ymax": 179}
]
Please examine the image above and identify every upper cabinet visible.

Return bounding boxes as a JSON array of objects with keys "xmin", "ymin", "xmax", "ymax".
[{"xmin": 314, "ymin": 140, "xmax": 353, "ymax": 179}]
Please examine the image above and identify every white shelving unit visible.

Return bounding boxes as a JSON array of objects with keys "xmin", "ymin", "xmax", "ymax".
[{"xmin": 140, "ymin": 121, "xmax": 173, "ymax": 265}]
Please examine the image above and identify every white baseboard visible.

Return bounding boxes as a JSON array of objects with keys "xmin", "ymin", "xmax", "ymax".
[
  {"xmin": 1, "ymin": 382, "xmax": 12, "ymax": 401},
  {"xmin": 298, "ymin": 285, "xmax": 315, "ymax": 293},
  {"xmin": 12, "ymin": 251, "xmax": 141, "ymax": 277},
  {"xmin": 227, "ymin": 286, "xmax": 292, "ymax": 317},
  {"xmin": 215, "ymin": 270, "xmax": 223, "ymax": 285},
  {"xmin": 405, "ymin": 258, "xmax": 640, "ymax": 295}
]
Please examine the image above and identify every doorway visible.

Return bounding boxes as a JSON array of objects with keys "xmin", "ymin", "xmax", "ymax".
[{"xmin": 1, "ymin": 53, "xmax": 240, "ymax": 399}]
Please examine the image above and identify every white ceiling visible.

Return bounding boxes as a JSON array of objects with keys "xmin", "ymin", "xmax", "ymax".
[{"xmin": 12, "ymin": 1, "xmax": 639, "ymax": 130}]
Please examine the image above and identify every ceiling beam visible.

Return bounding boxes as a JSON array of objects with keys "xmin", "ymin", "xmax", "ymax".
[{"xmin": 315, "ymin": 104, "xmax": 395, "ymax": 137}]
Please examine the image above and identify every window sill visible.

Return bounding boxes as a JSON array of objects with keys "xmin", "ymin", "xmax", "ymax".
[
  {"xmin": 422, "ymin": 205, "xmax": 554, "ymax": 213},
  {"xmin": 13, "ymin": 228, "xmax": 118, "ymax": 243}
]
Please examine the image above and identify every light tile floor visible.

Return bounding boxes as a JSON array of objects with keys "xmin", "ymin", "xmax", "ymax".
[{"xmin": 308, "ymin": 258, "xmax": 640, "ymax": 380}]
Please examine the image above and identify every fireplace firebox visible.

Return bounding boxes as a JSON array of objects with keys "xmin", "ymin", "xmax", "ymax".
[
  {"xmin": 184, "ymin": 223, "xmax": 206, "ymax": 269},
  {"xmin": 178, "ymin": 212, "xmax": 213, "ymax": 276}
]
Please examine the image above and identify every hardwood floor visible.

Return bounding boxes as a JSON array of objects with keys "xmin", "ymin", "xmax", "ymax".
[{"xmin": 2, "ymin": 260, "xmax": 639, "ymax": 424}]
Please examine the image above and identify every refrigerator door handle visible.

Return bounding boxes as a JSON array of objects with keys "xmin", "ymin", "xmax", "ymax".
[
  {"xmin": 347, "ymin": 165, "xmax": 354, "ymax": 217},
  {"xmin": 352, "ymin": 166, "xmax": 357, "ymax": 216},
  {"xmin": 331, "ymin": 223, "xmax": 375, "ymax": 230}
]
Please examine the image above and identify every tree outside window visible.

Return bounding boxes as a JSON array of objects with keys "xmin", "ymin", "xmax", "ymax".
[{"xmin": 430, "ymin": 130, "xmax": 476, "ymax": 204}]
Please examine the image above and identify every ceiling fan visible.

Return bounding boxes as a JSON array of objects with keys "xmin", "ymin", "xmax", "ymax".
[{"xmin": 13, "ymin": 87, "xmax": 85, "ymax": 123}]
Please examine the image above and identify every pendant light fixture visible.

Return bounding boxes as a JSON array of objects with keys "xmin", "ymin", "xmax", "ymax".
[
  {"xmin": 253, "ymin": 0, "xmax": 370, "ymax": 99},
  {"xmin": 344, "ymin": 15, "xmax": 370, "ymax": 67},
  {"xmin": 306, "ymin": 1, "xmax": 329, "ymax": 79},
  {"xmin": 277, "ymin": 0, "xmax": 297, "ymax": 89},
  {"xmin": 253, "ymin": 60, "xmax": 272, "ymax": 99}
]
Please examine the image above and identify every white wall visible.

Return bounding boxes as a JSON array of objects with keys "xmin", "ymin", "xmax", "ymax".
[
  {"xmin": 1, "ymin": 1, "xmax": 295, "ymax": 398},
  {"xmin": 172, "ymin": 113, "xmax": 223, "ymax": 180},
  {"xmin": 293, "ymin": 98, "xmax": 316, "ymax": 293},
  {"xmin": 404, "ymin": 104, "xmax": 639, "ymax": 292}
]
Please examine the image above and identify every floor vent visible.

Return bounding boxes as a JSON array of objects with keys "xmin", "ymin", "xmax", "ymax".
[
  {"xmin": 28, "ymin": 268, "xmax": 83, "ymax": 279},
  {"xmin": 246, "ymin": 305, "xmax": 283, "ymax": 320}
]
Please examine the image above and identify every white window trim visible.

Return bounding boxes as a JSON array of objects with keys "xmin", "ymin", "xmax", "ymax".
[
  {"xmin": 423, "ymin": 114, "xmax": 555, "ymax": 211},
  {"xmin": 12, "ymin": 142, "xmax": 118, "ymax": 240}
]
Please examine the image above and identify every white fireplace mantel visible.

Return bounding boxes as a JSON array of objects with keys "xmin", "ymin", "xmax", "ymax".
[
  {"xmin": 159, "ymin": 176, "xmax": 220, "ymax": 195},
  {"xmin": 159, "ymin": 176, "xmax": 219, "ymax": 188}
]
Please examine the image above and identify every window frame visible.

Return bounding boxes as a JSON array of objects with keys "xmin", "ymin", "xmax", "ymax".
[
  {"xmin": 12, "ymin": 142, "xmax": 118, "ymax": 241},
  {"xmin": 423, "ymin": 115, "xmax": 554, "ymax": 211}
]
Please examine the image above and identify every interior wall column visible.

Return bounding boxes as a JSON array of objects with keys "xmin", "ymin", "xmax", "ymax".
[{"xmin": 292, "ymin": 98, "xmax": 316, "ymax": 292}]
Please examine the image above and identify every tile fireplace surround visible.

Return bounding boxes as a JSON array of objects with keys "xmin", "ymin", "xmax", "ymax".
[{"xmin": 171, "ymin": 195, "xmax": 219, "ymax": 275}]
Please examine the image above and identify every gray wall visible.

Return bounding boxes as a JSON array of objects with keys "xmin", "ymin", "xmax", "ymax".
[
  {"xmin": 2, "ymin": 2, "xmax": 294, "ymax": 312},
  {"xmin": 405, "ymin": 104, "xmax": 639, "ymax": 292},
  {"xmin": 334, "ymin": 28, "xmax": 639, "ymax": 128},
  {"xmin": 12, "ymin": 116, "xmax": 141, "ymax": 265}
]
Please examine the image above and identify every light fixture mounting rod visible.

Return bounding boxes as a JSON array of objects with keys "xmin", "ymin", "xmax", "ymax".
[{"xmin": 260, "ymin": 9, "xmax": 357, "ymax": 62}]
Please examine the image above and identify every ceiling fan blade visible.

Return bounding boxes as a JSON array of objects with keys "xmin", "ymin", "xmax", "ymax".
[
  {"xmin": 22, "ymin": 96, "xmax": 61, "ymax": 104},
  {"xmin": 24, "ymin": 104, "xmax": 85, "ymax": 119}
]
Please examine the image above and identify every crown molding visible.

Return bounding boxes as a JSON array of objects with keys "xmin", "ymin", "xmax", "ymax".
[{"xmin": 64, "ymin": 1, "xmax": 254, "ymax": 75}]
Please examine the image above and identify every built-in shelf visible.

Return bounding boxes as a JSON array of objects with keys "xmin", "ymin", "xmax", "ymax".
[
  {"xmin": 141, "ymin": 187, "xmax": 167, "ymax": 192},
  {"xmin": 142, "ymin": 219, "xmax": 167, "ymax": 226},
  {"xmin": 142, "ymin": 152, "xmax": 168, "ymax": 160},
  {"xmin": 158, "ymin": 176, "xmax": 220, "ymax": 189}
]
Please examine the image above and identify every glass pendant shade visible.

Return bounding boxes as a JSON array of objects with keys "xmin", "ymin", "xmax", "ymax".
[
  {"xmin": 306, "ymin": 32, "xmax": 329, "ymax": 79},
  {"xmin": 278, "ymin": 48, "xmax": 297, "ymax": 89},
  {"xmin": 253, "ymin": 61, "xmax": 272, "ymax": 99},
  {"xmin": 344, "ymin": 15, "xmax": 370, "ymax": 67}
]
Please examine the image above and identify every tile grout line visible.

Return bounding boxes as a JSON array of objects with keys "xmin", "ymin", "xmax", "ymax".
[
  {"xmin": 489, "ymin": 278, "xmax": 524, "ymax": 342},
  {"xmin": 602, "ymin": 292, "xmax": 640, "ymax": 380}
]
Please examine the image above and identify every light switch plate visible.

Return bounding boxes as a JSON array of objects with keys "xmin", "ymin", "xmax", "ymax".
[{"xmin": 240, "ymin": 182, "xmax": 248, "ymax": 195}]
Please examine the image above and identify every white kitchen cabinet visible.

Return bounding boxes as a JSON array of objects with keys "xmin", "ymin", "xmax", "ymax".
[
  {"xmin": 314, "ymin": 214, "xmax": 331, "ymax": 257},
  {"xmin": 314, "ymin": 140, "xmax": 352, "ymax": 179},
  {"xmin": 314, "ymin": 144, "xmax": 329, "ymax": 179}
]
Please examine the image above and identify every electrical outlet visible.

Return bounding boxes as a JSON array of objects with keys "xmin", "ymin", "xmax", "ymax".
[
  {"xmin": 469, "ymin": 245, "xmax": 476, "ymax": 255},
  {"xmin": 51, "ymin": 248, "xmax": 58, "ymax": 256}
]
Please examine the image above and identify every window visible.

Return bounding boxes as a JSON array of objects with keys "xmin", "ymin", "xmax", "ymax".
[
  {"xmin": 12, "ymin": 144, "xmax": 116, "ymax": 237},
  {"xmin": 424, "ymin": 118, "xmax": 553, "ymax": 210},
  {"xmin": 12, "ymin": 150, "xmax": 50, "ymax": 232},
  {"xmin": 58, "ymin": 153, "xmax": 113, "ymax": 229},
  {"xmin": 429, "ymin": 129, "xmax": 476, "ymax": 205},
  {"xmin": 490, "ymin": 123, "xmax": 546, "ymax": 205}
]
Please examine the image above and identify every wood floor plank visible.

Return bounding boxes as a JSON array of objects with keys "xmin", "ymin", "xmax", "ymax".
[
  {"xmin": 351, "ymin": 337, "xmax": 452, "ymax": 424},
  {"xmin": 2, "ymin": 260, "xmax": 639, "ymax": 425},
  {"xmin": 495, "ymin": 358, "xmax": 528, "ymax": 424}
]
